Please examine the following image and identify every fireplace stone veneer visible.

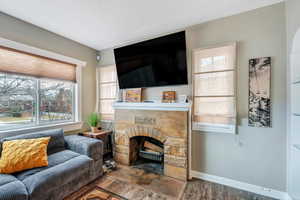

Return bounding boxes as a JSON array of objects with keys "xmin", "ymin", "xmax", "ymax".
[{"xmin": 114, "ymin": 109, "xmax": 189, "ymax": 181}]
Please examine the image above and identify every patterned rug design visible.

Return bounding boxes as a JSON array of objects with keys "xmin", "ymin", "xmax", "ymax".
[{"xmin": 78, "ymin": 186, "xmax": 125, "ymax": 200}]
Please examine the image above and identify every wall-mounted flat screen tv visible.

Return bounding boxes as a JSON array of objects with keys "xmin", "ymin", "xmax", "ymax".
[{"xmin": 114, "ymin": 31, "xmax": 188, "ymax": 89}]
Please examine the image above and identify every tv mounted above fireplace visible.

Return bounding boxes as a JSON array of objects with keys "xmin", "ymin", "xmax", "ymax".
[{"xmin": 114, "ymin": 31, "xmax": 188, "ymax": 89}]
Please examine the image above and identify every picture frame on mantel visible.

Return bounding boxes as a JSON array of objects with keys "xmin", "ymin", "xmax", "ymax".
[
  {"xmin": 162, "ymin": 91, "xmax": 176, "ymax": 103},
  {"xmin": 125, "ymin": 88, "xmax": 142, "ymax": 102}
]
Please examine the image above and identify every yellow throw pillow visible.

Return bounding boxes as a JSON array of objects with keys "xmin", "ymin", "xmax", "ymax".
[{"xmin": 0, "ymin": 137, "xmax": 50, "ymax": 174}]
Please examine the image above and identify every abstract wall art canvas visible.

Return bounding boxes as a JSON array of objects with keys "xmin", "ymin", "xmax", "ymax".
[{"xmin": 248, "ymin": 57, "xmax": 271, "ymax": 127}]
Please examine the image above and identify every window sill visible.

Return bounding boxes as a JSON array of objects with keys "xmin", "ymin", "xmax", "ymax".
[
  {"xmin": 0, "ymin": 121, "xmax": 83, "ymax": 136},
  {"xmin": 192, "ymin": 122, "xmax": 236, "ymax": 134},
  {"xmin": 101, "ymin": 120, "xmax": 114, "ymax": 123}
]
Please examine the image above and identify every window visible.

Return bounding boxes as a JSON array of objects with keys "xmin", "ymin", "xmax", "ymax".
[
  {"xmin": 39, "ymin": 79, "xmax": 74, "ymax": 123},
  {"xmin": 192, "ymin": 43, "xmax": 237, "ymax": 133},
  {"xmin": 0, "ymin": 73, "xmax": 75, "ymax": 131},
  {"xmin": 98, "ymin": 65, "xmax": 117, "ymax": 121},
  {"xmin": 0, "ymin": 43, "xmax": 82, "ymax": 132},
  {"xmin": 0, "ymin": 73, "xmax": 36, "ymax": 130}
]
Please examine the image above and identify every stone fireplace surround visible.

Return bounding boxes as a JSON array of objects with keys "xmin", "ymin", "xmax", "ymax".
[{"xmin": 113, "ymin": 103, "xmax": 190, "ymax": 181}]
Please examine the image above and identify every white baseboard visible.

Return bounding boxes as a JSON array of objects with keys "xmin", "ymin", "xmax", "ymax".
[{"xmin": 191, "ymin": 170, "xmax": 290, "ymax": 200}]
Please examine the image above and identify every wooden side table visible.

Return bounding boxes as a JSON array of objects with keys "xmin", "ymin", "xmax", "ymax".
[{"xmin": 80, "ymin": 130, "xmax": 113, "ymax": 161}]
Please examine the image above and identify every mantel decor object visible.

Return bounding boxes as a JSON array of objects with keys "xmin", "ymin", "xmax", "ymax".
[
  {"xmin": 125, "ymin": 88, "xmax": 142, "ymax": 102},
  {"xmin": 162, "ymin": 91, "xmax": 176, "ymax": 103},
  {"xmin": 178, "ymin": 95, "xmax": 188, "ymax": 103}
]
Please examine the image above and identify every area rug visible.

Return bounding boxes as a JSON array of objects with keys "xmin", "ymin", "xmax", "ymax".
[
  {"xmin": 96, "ymin": 165, "xmax": 186, "ymax": 200},
  {"xmin": 65, "ymin": 165, "xmax": 186, "ymax": 200},
  {"xmin": 77, "ymin": 186, "xmax": 126, "ymax": 200},
  {"xmin": 64, "ymin": 183, "xmax": 127, "ymax": 200}
]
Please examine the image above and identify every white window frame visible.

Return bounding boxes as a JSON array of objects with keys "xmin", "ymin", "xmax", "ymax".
[
  {"xmin": 0, "ymin": 37, "xmax": 86, "ymax": 135},
  {"xmin": 192, "ymin": 42, "xmax": 237, "ymax": 134},
  {"xmin": 96, "ymin": 65, "xmax": 118, "ymax": 122}
]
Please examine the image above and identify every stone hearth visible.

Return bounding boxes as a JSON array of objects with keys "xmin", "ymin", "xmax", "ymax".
[{"xmin": 114, "ymin": 109, "xmax": 188, "ymax": 181}]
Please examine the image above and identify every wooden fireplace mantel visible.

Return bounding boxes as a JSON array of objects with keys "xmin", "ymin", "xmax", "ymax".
[{"xmin": 113, "ymin": 102, "xmax": 191, "ymax": 111}]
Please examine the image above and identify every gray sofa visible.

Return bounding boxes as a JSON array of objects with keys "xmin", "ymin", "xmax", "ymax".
[{"xmin": 0, "ymin": 128, "xmax": 103, "ymax": 200}]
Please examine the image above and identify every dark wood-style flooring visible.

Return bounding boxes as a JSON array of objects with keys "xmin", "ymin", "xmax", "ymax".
[{"xmin": 182, "ymin": 179, "xmax": 276, "ymax": 200}]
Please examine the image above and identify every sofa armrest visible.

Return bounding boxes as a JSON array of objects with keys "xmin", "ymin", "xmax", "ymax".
[{"xmin": 64, "ymin": 135, "xmax": 103, "ymax": 161}]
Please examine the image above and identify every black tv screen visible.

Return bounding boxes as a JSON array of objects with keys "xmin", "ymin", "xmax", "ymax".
[{"xmin": 114, "ymin": 31, "xmax": 188, "ymax": 89}]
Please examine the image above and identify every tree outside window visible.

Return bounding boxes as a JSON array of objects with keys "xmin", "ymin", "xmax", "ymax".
[{"xmin": 0, "ymin": 72, "xmax": 75, "ymax": 131}]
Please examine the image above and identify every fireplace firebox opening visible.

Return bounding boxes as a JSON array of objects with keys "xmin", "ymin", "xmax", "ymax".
[{"xmin": 129, "ymin": 136, "xmax": 164, "ymax": 174}]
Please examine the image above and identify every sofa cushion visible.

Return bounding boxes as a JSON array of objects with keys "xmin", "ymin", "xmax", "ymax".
[
  {"xmin": 65, "ymin": 135, "xmax": 103, "ymax": 161},
  {"xmin": 0, "ymin": 174, "xmax": 28, "ymax": 200},
  {"xmin": 0, "ymin": 137, "xmax": 50, "ymax": 174},
  {"xmin": 15, "ymin": 150, "xmax": 81, "ymax": 181},
  {"xmin": 20, "ymin": 154, "xmax": 93, "ymax": 200},
  {"xmin": 0, "ymin": 174, "xmax": 17, "ymax": 185},
  {"xmin": 1, "ymin": 128, "xmax": 65, "ymax": 155}
]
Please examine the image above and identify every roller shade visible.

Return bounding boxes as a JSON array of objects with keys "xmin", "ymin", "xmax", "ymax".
[
  {"xmin": 192, "ymin": 43, "xmax": 236, "ymax": 133},
  {"xmin": 0, "ymin": 46, "xmax": 77, "ymax": 82},
  {"xmin": 97, "ymin": 65, "xmax": 118, "ymax": 121}
]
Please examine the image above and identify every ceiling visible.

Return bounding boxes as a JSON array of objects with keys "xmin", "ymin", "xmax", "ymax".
[{"xmin": 0, "ymin": 0, "xmax": 283, "ymax": 50}]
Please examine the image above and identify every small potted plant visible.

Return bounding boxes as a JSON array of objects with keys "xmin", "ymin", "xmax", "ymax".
[{"xmin": 87, "ymin": 112, "xmax": 101, "ymax": 133}]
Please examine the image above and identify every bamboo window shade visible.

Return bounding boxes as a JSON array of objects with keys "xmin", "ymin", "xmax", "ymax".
[{"xmin": 0, "ymin": 46, "xmax": 77, "ymax": 82}]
